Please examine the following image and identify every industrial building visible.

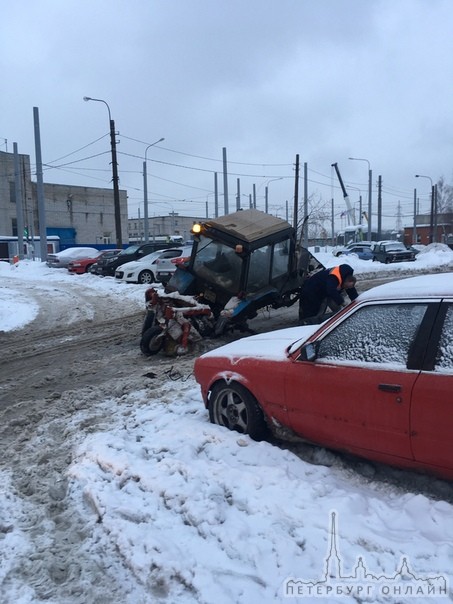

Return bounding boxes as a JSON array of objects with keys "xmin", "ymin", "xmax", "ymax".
[{"xmin": 0, "ymin": 150, "xmax": 128, "ymax": 257}]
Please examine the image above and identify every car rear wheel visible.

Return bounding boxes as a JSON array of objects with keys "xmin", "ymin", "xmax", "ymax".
[
  {"xmin": 209, "ymin": 382, "xmax": 268, "ymax": 440},
  {"xmin": 140, "ymin": 326, "xmax": 164, "ymax": 355},
  {"xmin": 138, "ymin": 270, "xmax": 155, "ymax": 284}
]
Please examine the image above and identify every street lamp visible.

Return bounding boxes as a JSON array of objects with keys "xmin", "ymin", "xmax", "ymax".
[
  {"xmin": 415, "ymin": 174, "xmax": 436, "ymax": 242},
  {"xmin": 83, "ymin": 96, "xmax": 122, "ymax": 247},
  {"xmin": 264, "ymin": 177, "xmax": 283, "ymax": 214},
  {"xmin": 349, "ymin": 157, "xmax": 372, "ymax": 241},
  {"xmin": 143, "ymin": 138, "xmax": 165, "ymax": 241}
]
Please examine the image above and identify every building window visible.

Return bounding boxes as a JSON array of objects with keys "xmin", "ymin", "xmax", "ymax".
[{"xmin": 9, "ymin": 181, "xmax": 16, "ymax": 203}]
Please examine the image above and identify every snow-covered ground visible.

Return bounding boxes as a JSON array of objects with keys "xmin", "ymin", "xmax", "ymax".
[{"xmin": 1, "ymin": 245, "xmax": 453, "ymax": 603}]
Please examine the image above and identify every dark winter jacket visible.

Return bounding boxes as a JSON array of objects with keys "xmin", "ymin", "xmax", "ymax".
[{"xmin": 300, "ymin": 264, "xmax": 358, "ymax": 317}]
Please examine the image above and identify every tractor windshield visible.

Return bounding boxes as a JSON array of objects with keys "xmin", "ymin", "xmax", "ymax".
[{"xmin": 192, "ymin": 236, "xmax": 242, "ymax": 294}]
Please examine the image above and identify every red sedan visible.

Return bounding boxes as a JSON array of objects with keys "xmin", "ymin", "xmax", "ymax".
[
  {"xmin": 194, "ymin": 273, "xmax": 453, "ymax": 480},
  {"xmin": 68, "ymin": 249, "xmax": 122, "ymax": 274}
]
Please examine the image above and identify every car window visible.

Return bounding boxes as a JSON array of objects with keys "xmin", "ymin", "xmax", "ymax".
[
  {"xmin": 120, "ymin": 246, "xmax": 139, "ymax": 256},
  {"xmin": 434, "ymin": 305, "xmax": 453, "ymax": 372},
  {"xmin": 385, "ymin": 244, "xmax": 404, "ymax": 251},
  {"xmin": 316, "ymin": 303, "xmax": 428, "ymax": 367},
  {"xmin": 160, "ymin": 250, "xmax": 181, "ymax": 259}
]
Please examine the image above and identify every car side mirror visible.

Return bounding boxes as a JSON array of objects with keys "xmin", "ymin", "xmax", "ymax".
[{"xmin": 299, "ymin": 342, "xmax": 318, "ymax": 361}]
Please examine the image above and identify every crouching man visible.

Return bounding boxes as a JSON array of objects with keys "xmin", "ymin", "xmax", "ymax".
[{"xmin": 299, "ymin": 263, "xmax": 358, "ymax": 325}]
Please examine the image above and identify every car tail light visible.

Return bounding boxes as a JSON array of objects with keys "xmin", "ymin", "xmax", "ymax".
[{"xmin": 171, "ymin": 256, "xmax": 190, "ymax": 266}]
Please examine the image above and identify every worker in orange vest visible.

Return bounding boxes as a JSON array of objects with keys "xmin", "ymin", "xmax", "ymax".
[{"xmin": 299, "ymin": 263, "xmax": 358, "ymax": 324}]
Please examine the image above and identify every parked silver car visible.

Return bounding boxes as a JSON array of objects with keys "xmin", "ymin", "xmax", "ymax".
[{"xmin": 46, "ymin": 247, "xmax": 99, "ymax": 268}]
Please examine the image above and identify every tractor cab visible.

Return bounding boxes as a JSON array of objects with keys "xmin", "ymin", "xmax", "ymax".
[{"xmin": 166, "ymin": 209, "xmax": 322, "ymax": 328}]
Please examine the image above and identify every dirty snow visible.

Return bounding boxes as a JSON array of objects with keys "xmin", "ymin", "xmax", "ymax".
[{"xmin": 0, "ymin": 245, "xmax": 453, "ymax": 603}]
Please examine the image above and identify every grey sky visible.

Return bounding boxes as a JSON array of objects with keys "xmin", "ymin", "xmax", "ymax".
[{"xmin": 1, "ymin": 0, "xmax": 452, "ymax": 232}]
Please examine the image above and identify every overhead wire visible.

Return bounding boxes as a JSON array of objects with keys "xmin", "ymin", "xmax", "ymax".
[{"xmin": 36, "ymin": 130, "xmax": 432, "ymax": 227}]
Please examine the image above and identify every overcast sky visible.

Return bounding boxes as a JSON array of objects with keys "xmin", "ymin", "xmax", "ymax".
[{"xmin": 1, "ymin": 0, "xmax": 452, "ymax": 232}]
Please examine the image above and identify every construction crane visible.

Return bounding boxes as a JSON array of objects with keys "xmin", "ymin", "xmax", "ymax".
[{"xmin": 331, "ymin": 162, "xmax": 355, "ymax": 225}]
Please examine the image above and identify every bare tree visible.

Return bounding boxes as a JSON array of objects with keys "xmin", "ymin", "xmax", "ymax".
[
  {"xmin": 436, "ymin": 176, "xmax": 453, "ymax": 214},
  {"xmin": 297, "ymin": 193, "xmax": 331, "ymax": 242}
]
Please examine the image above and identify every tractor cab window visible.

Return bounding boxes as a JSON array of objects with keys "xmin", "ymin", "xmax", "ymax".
[
  {"xmin": 272, "ymin": 240, "xmax": 290, "ymax": 279},
  {"xmin": 193, "ymin": 236, "xmax": 241, "ymax": 293},
  {"xmin": 247, "ymin": 245, "xmax": 271, "ymax": 292}
]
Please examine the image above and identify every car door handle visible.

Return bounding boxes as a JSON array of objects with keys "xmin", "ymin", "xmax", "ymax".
[{"xmin": 378, "ymin": 384, "xmax": 402, "ymax": 393}]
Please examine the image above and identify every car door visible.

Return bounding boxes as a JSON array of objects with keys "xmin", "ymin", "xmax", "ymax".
[
  {"xmin": 410, "ymin": 302, "xmax": 453, "ymax": 472},
  {"xmin": 284, "ymin": 302, "xmax": 430, "ymax": 460}
]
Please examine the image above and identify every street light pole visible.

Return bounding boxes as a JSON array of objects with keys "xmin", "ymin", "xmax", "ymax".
[
  {"xmin": 83, "ymin": 96, "xmax": 122, "ymax": 247},
  {"xmin": 415, "ymin": 174, "xmax": 435, "ymax": 242},
  {"xmin": 143, "ymin": 137, "xmax": 165, "ymax": 242},
  {"xmin": 264, "ymin": 177, "xmax": 283, "ymax": 214},
  {"xmin": 349, "ymin": 157, "xmax": 372, "ymax": 241}
]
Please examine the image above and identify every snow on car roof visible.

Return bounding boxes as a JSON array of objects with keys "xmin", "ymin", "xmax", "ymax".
[
  {"xmin": 55, "ymin": 247, "xmax": 99, "ymax": 257},
  {"xmin": 359, "ymin": 272, "xmax": 453, "ymax": 301}
]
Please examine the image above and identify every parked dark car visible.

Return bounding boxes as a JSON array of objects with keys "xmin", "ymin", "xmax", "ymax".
[
  {"xmin": 90, "ymin": 250, "xmax": 122, "ymax": 275},
  {"xmin": 194, "ymin": 273, "xmax": 453, "ymax": 481},
  {"xmin": 372, "ymin": 241, "xmax": 416, "ymax": 263},
  {"xmin": 97, "ymin": 242, "xmax": 181, "ymax": 277}
]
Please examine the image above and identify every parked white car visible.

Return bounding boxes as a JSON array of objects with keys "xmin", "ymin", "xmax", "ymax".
[
  {"xmin": 114, "ymin": 248, "xmax": 185, "ymax": 284},
  {"xmin": 155, "ymin": 245, "xmax": 193, "ymax": 283},
  {"xmin": 46, "ymin": 247, "xmax": 99, "ymax": 268}
]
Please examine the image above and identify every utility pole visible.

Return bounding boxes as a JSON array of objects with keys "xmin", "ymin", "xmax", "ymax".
[
  {"xmin": 433, "ymin": 184, "xmax": 438, "ymax": 242},
  {"xmin": 13, "ymin": 143, "xmax": 25, "ymax": 259},
  {"xmin": 33, "ymin": 107, "xmax": 47, "ymax": 262},
  {"xmin": 396, "ymin": 200, "xmax": 402, "ymax": 233},
  {"xmin": 331, "ymin": 198, "xmax": 335, "ymax": 245},
  {"xmin": 143, "ymin": 137, "xmax": 164, "ymax": 242},
  {"xmin": 222, "ymin": 147, "xmax": 229, "ymax": 215},
  {"xmin": 214, "ymin": 172, "xmax": 219, "ymax": 218},
  {"xmin": 293, "ymin": 154, "xmax": 300, "ymax": 235},
  {"xmin": 84, "ymin": 97, "xmax": 122, "ymax": 247},
  {"xmin": 109, "ymin": 118, "xmax": 122, "ymax": 247},
  {"xmin": 377, "ymin": 175, "xmax": 382, "ymax": 240},
  {"xmin": 303, "ymin": 162, "xmax": 308, "ymax": 248},
  {"xmin": 429, "ymin": 184, "xmax": 435, "ymax": 243},
  {"xmin": 236, "ymin": 178, "xmax": 241, "ymax": 211}
]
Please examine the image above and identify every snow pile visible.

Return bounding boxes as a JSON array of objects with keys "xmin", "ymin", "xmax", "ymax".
[{"xmin": 66, "ymin": 382, "xmax": 452, "ymax": 603}]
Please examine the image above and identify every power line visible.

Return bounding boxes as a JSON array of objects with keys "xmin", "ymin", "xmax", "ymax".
[
  {"xmin": 42, "ymin": 150, "xmax": 111, "ymax": 171},
  {"xmin": 46, "ymin": 134, "xmax": 110, "ymax": 164},
  {"xmin": 119, "ymin": 133, "xmax": 292, "ymax": 167}
]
